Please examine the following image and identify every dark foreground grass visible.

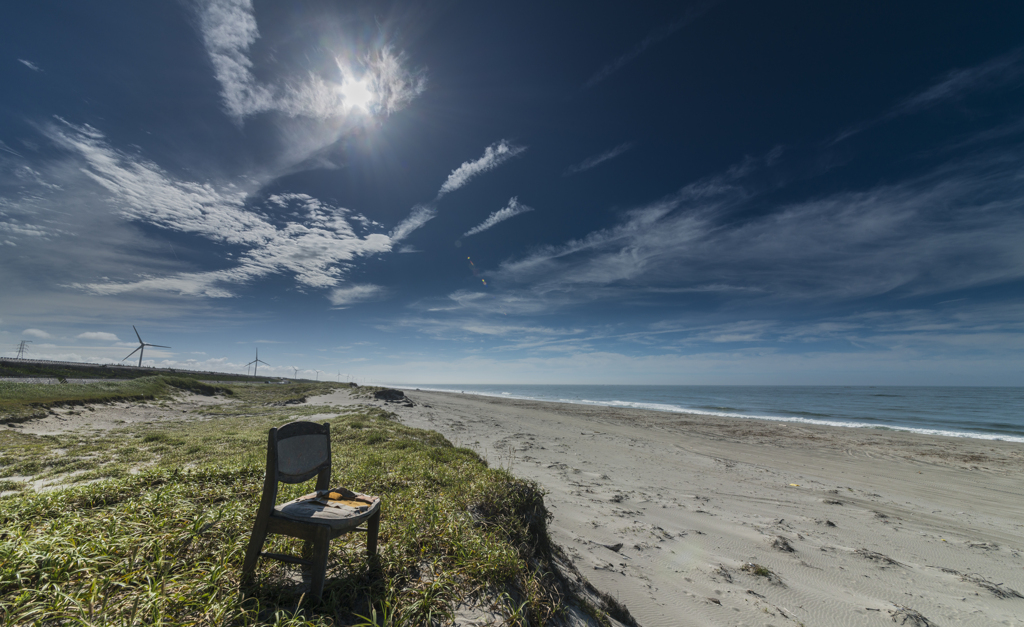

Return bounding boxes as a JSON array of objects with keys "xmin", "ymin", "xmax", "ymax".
[{"xmin": 0, "ymin": 383, "xmax": 597, "ymax": 626}]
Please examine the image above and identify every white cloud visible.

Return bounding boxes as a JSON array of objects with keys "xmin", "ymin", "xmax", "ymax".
[
  {"xmin": 476, "ymin": 147, "xmax": 1024, "ymax": 312},
  {"xmin": 23, "ymin": 328, "xmax": 51, "ymax": 338},
  {"xmin": 196, "ymin": 0, "xmax": 425, "ymax": 121},
  {"xmin": 46, "ymin": 119, "xmax": 271, "ymax": 246},
  {"xmin": 77, "ymin": 332, "xmax": 120, "ymax": 342},
  {"xmin": 563, "ymin": 143, "xmax": 633, "ymax": 176},
  {"xmin": 0, "ymin": 220, "xmax": 52, "ymax": 240},
  {"xmin": 18, "ymin": 59, "xmax": 42, "ymax": 72},
  {"xmin": 437, "ymin": 140, "xmax": 526, "ymax": 197},
  {"xmin": 41, "ymin": 123, "xmax": 391, "ymax": 298},
  {"xmin": 328, "ymin": 284, "xmax": 385, "ymax": 307},
  {"xmin": 367, "ymin": 46, "xmax": 429, "ymax": 116},
  {"xmin": 388, "ymin": 140, "xmax": 529, "ymax": 244},
  {"xmin": 390, "ymin": 204, "xmax": 436, "ymax": 242},
  {"xmin": 464, "ymin": 197, "xmax": 534, "ymax": 237}
]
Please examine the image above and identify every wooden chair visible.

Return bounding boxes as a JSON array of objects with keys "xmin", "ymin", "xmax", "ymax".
[{"xmin": 242, "ymin": 421, "xmax": 381, "ymax": 599}]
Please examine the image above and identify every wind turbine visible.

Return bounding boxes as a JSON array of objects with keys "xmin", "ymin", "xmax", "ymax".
[
  {"xmin": 315, "ymin": 369, "xmax": 322, "ymax": 381},
  {"xmin": 246, "ymin": 348, "xmax": 270, "ymax": 377},
  {"xmin": 292, "ymin": 367, "xmax": 299, "ymax": 379},
  {"xmin": 122, "ymin": 326, "xmax": 170, "ymax": 368}
]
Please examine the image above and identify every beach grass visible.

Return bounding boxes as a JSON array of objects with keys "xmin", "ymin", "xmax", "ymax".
[
  {"xmin": 0, "ymin": 376, "xmax": 234, "ymax": 425},
  {"xmin": 0, "ymin": 382, "xmax": 581, "ymax": 626}
]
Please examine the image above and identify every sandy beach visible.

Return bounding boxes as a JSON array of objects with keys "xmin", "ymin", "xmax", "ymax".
[
  {"xmin": 305, "ymin": 388, "xmax": 1024, "ymax": 627},
  {"xmin": 6, "ymin": 385, "xmax": 1022, "ymax": 626}
]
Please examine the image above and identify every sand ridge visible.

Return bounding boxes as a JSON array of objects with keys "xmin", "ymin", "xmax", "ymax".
[
  {"xmin": 1, "ymin": 393, "xmax": 235, "ymax": 436},
  {"xmin": 304, "ymin": 388, "xmax": 1024, "ymax": 627}
]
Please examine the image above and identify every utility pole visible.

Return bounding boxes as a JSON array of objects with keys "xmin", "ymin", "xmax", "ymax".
[{"xmin": 15, "ymin": 341, "xmax": 31, "ymax": 359}]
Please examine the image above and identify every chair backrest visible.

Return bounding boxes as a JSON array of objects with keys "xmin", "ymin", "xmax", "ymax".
[{"xmin": 270, "ymin": 421, "xmax": 332, "ymax": 484}]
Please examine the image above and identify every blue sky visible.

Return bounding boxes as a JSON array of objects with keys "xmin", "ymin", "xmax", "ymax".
[{"xmin": 2, "ymin": 1, "xmax": 1023, "ymax": 385}]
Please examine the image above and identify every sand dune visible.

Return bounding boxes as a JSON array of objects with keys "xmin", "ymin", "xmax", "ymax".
[{"xmin": 307, "ymin": 388, "xmax": 1024, "ymax": 627}]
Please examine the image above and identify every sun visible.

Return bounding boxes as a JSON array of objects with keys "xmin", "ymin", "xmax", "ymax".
[{"xmin": 340, "ymin": 75, "xmax": 374, "ymax": 113}]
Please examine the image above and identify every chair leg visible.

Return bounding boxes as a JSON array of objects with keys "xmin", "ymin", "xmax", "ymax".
[
  {"xmin": 366, "ymin": 508, "xmax": 381, "ymax": 557},
  {"xmin": 309, "ymin": 526, "xmax": 331, "ymax": 601},
  {"xmin": 301, "ymin": 540, "xmax": 314, "ymax": 565},
  {"xmin": 242, "ymin": 518, "xmax": 269, "ymax": 581}
]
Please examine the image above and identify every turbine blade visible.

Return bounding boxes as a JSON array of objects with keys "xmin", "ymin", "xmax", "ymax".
[
  {"xmin": 133, "ymin": 325, "xmax": 142, "ymax": 343},
  {"xmin": 123, "ymin": 347, "xmax": 142, "ymax": 361},
  {"xmin": 146, "ymin": 344, "xmax": 171, "ymax": 349}
]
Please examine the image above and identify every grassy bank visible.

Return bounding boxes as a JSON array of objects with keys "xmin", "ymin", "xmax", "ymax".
[
  {"xmin": 0, "ymin": 383, "xmax": 618, "ymax": 626},
  {"xmin": 0, "ymin": 375, "xmax": 233, "ymax": 425},
  {"xmin": 0, "ymin": 359, "xmax": 264, "ymax": 382}
]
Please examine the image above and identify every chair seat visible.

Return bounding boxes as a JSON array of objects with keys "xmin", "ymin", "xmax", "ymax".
[{"xmin": 273, "ymin": 493, "xmax": 381, "ymax": 530}]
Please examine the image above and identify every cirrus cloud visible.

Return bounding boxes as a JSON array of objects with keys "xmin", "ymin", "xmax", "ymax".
[
  {"xmin": 437, "ymin": 140, "xmax": 526, "ymax": 197},
  {"xmin": 464, "ymin": 197, "xmax": 534, "ymax": 237}
]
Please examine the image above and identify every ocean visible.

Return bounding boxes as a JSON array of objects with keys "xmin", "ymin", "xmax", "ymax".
[{"xmin": 390, "ymin": 384, "xmax": 1024, "ymax": 443}]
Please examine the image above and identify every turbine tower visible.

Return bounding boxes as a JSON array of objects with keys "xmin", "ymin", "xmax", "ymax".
[
  {"xmin": 315, "ymin": 369, "xmax": 322, "ymax": 381},
  {"xmin": 122, "ymin": 326, "xmax": 170, "ymax": 368},
  {"xmin": 246, "ymin": 348, "xmax": 270, "ymax": 377},
  {"xmin": 292, "ymin": 366, "xmax": 299, "ymax": 379}
]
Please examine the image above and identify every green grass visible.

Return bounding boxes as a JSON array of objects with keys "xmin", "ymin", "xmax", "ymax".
[
  {"xmin": 0, "ymin": 382, "xmax": 586, "ymax": 626},
  {"xmin": 0, "ymin": 375, "xmax": 234, "ymax": 425}
]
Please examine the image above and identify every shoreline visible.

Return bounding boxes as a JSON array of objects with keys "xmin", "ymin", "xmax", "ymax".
[
  {"xmin": 388, "ymin": 383, "xmax": 1024, "ymax": 444},
  {"xmin": 309, "ymin": 387, "xmax": 1024, "ymax": 627}
]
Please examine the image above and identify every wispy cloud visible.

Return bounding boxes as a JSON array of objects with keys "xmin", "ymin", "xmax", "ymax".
[
  {"xmin": 76, "ymin": 332, "xmax": 120, "ymax": 342},
  {"xmin": 18, "ymin": 59, "xmax": 42, "ymax": 72},
  {"xmin": 437, "ymin": 140, "xmax": 526, "ymax": 197},
  {"xmin": 563, "ymin": 143, "xmax": 633, "ymax": 176},
  {"xmin": 46, "ymin": 119, "xmax": 271, "ymax": 246},
  {"xmin": 0, "ymin": 140, "xmax": 23, "ymax": 157},
  {"xmin": 896, "ymin": 47, "xmax": 1024, "ymax": 114},
  {"xmin": 583, "ymin": 3, "xmax": 715, "ymax": 89},
  {"xmin": 328, "ymin": 284, "xmax": 385, "ymax": 307},
  {"xmin": 39, "ymin": 121, "xmax": 390, "ymax": 298},
  {"xmin": 23, "ymin": 328, "xmax": 51, "ymax": 338},
  {"xmin": 834, "ymin": 47, "xmax": 1024, "ymax": 143},
  {"xmin": 390, "ymin": 140, "xmax": 528, "ymax": 243},
  {"xmin": 390, "ymin": 204, "xmax": 437, "ymax": 242},
  {"xmin": 474, "ymin": 145, "xmax": 1024, "ymax": 313},
  {"xmin": 464, "ymin": 197, "xmax": 534, "ymax": 237},
  {"xmin": 195, "ymin": 0, "xmax": 425, "ymax": 121}
]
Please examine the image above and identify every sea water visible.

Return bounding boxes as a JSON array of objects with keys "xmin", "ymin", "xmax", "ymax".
[{"xmin": 389, "ymin": 384, "xmax": 1024, "ymax": 443}]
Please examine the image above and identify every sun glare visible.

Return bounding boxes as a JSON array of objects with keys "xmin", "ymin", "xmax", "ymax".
[{"xmin": 340, "ymin": 76, "xmax": 374, "ymax": 113}]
